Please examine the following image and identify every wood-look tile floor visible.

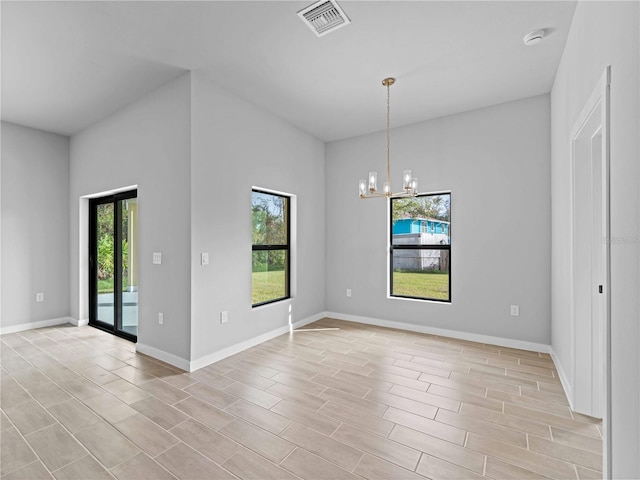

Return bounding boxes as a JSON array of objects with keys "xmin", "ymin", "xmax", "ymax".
[{"xmin": 0, "ymin": 318, "xmax": 603, "ymax": 480}]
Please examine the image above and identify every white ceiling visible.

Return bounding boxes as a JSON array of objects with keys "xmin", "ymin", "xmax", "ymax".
[{"xmin": 1, "ymin": 1, "xmax": 577, "ymax": 142}]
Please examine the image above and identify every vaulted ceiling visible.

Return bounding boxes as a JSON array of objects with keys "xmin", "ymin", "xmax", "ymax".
[{"xmin": 1, "ymin": 1, "xmax": 576, "ymax": 142}]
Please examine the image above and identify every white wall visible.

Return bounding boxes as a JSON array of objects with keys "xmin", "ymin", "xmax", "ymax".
[
  {"xmin": 189, "ymin": 73, "xmax": 326, "ymax": 363},
  {"xmin": 550, "ymin": 2, "xmax": 640, "ymax": 477},
  {"xmin": 1, "ymin": 122, "xmax": 70, "ymax": 330},
  {"xmin": 325, "ymin": 95, "xmax": 551, "ymax": 346},
  {"xmin": 70, "ymin": 73, "xmax": 192, "ymax": 361}
]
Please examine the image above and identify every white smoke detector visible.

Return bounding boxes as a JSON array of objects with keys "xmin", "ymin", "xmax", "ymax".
[
  {"xmin": 523, "ymin": 29, "xmax": 545, "ymax": 46},
  {"xmin": 298, "ymin": 0, "xmax": 351, "ymax": 37}
]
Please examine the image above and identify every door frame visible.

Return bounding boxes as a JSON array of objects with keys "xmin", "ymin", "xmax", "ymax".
[
  {"xmin": 89, "ymin": 189, "xmax": 138, "ymax": 342},
  {"xmin": 569, "ymin": 66, "xmax": 611, "ymax": 477}
]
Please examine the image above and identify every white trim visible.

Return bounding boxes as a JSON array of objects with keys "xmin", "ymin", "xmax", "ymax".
[
  {"xmin": 136, "ymin": 311, "xmax": 325, "ymax": 372},
  {"xmin": 550, "ymin": 348, "xmax": 574, "ymax": 411},
  {"xmin": 0, "ymin": 316, "xmax": 76, "ymax": 335},
  {"xmin": 325, "ymin": 311, "xmax": 551, "ymax": 354},
  {"xmin": 70, "ymin": 318, "xmax": 89, "ymax": 327},
  {"xmin": 568, "ymin": 66, "xmax": 611, "ymax": 478},
  {"xmin": 136, "ymin": 342, "xmax": 191, "ymax": 372},
  {"xmin": 189, "ymin": 312, "xmax": 324, "ymax": 372}
]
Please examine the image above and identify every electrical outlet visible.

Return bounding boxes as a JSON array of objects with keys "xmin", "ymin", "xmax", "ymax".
[
  {"xmin": 158, "ymin": 312, "xmax": 164, "ymax": 325},
  {"xmin": 220, "ymin": 311, "xmax": 228, "ymax": 324},
  {"xmin": 153, "ymin": 252, "xmax": 162, "ymax": 265},
  {"xmin": 510, "ymin": 305, "xmax": 520, "ymax": 316},
  {"xmin": 346, "ymin": 289, "xmax": 352, "ymax": 297},
  {"xmin": 36, "ymin": 293, "xmax": 44, "ymax": 302}
]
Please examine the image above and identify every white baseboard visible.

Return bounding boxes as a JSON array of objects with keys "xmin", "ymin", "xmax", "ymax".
[
  {"xmin": 550, "ymin": 348, "xmax": 573, "ymax": 410},
  {"xmin": 136, "ymin": 342, "xmax": 191, "ymax": 372},
  {"xmin": 0, "ymin": 316, "xmax": 76, "ymax": 335},
  {"xmin": 70, "ymin": 318, "xmax": 89, "ymax": 327},
  {"xmin": 135, "ymin": 311, "xmax": 326, "ymax": 372},
  {"xmin": 325, "ymin": 311, "xmax": 551, "ymax": 354},
  {"xmin": 189, "ymin": 312, "xmax": 325, "ymax": 372}
]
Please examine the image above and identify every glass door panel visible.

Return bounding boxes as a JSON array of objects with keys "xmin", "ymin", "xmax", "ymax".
[
  {"xmin": 90, "ymin": 190, "xmax": 137, "ymax": 341},
  {"xmin": 120, "ymin": 198, "xmax": 138, "ymax": 337},
  {"xmin": 96, "ymin": 203, "xmax": 115, "ymax": 326}
]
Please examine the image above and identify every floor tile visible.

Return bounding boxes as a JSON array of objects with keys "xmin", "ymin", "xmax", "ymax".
[
  {"xmin": 310, "ymin": 373, "xmax": 370, "ymax": 397},
  {"xmin": 184, "ymin": 381, "xmax": 238, "ymax": 409},
  {"xmin": 101, "ymin": 379, "xmax": 151, "ymax": 405},
  {"xmin": 272, "ymin": 372, "xmax": 328, "ymax": 396},
  {"xmin": 81, "ymin": 365, "xmax": 120, "ymax": 385},
  {"xmin": 484, "ymin": 456, "xmax": 554, "ymax": 479},
  {"xmin": 435, "ymin": 408, "xmax": 527, "ymax": 448},
  {"xmin": 1, "ymin": 426, "xmax": 38, "ymax": 476},
  {"xmin": 3, "ymin": 460, "xmax": 53, "ymax": 480},
  {"xmin": 320, "ymin": 401, "xmax": 394, "ymax": 437},
  {"xmin": 219, "ymin": 419, "xmax": 295, "ymax": 463},
  {"xmin": 224, "ymin": 399, "xmax": 291, "ymax": 434},
  {"xmin": 135, "ymin": 378, "xmax": 190, "ymax": 405},
  {"xmin": 528, "ymin": 434, "xmax": 602, "ymax": 471},
  {"xmin": 25, "ymin": 424, "xmax": 85, "ymax": 472},
  {"xmin": 333, "ymin": 423, "xmax": 421, "ymax": 471},
  {"xmin": 169, "ymin": 418, "xmax": 241, "ymax": 464},
  {"xmin": 365, "ymin": 389, "xmax": 439, "ymax": 418},
  {"xmin": 416, "ymin": 454, "xmax": 486, "ymax": 480},
  {"xmin": 82, "ymin": 392, "xmax": 138, "ymax": 424},
  {"xmin": 354, "ymin": 453, "xmax": 428, "ymax": 480},
  {"xmin": 575, "ymin": 464, "xmax": 603, "ymax": 480},
  {"xmin": 390, "ymin": 424, "xmax": 484, "ymax": 473},
  {"xmin": 74, "ymin": 422, "xmax": 140, "ymax": 469},
  {"xmin": 47, "ymin": 398, "xmax": 102, "ymax": 433},
  {"xmin": 465, "ymin": 432, "xmax": 576, "ymax": 479},
  {"xmin": 221, "ymin": 448, "xmax": 299, "ymax": 480},
  {"xmin": 266, "ymin": 382, "xmax": 327, "ymax": 410},
  {"xmin": 4, "ymin": 398, "xmax": 57, "ymax": 435},
  {"xmin": 281, "ymin": 422, "xmax": 363, "ymax": 471},
  {"xmin": 113, "ymin": 413, "xmax": 179, "ymax": 457},
  {"xmin": 52, "ymin": 455, "xmax": 113, "ymax": 480},
  {"xmin": 320, "ymin": 387, "xmax": 387, "ymax": 416},
  {"xmin": 280, "ymin": 448, "xmax": 361, "ymax": 480},
  {"xmin": 550, "ymin": 426, "xmax": 602, "ymax": 454},
  {"xmin": 173, "ymin": 396, "xmax": 235, "ymax": 431},
  {"xmin": 155, "ymin": 442, "xmax": 236, "ymax": 480},
  {"xmin": 223, "ymin": 368, "xmax": 276, "ymax": 390},
  {"xmin": 224, "ymin": 381, "xmax": 282, "ymax": 409},
  {"xmin": 384, "ymin": 407, "xmax": 466, "ymax": 445},
  {"xmin": 271, "ymin": 399, "xmax": 341, "ymax": 436},
  {"xmin": 110, "ymin": 452, "xmax": 177, "ymax": 480},
  {"xmin": 130, "ymin": 396, "xmax": 189, "ymax": 430}
]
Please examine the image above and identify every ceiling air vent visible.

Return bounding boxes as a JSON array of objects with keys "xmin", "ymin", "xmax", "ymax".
[{"xmin": 298, "ymin": 0, "xmax": 351, "ymax": 37}]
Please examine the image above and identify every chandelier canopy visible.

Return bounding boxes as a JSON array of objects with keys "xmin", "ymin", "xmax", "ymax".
[{"xmin": 359, "ymin": 77, "xmax": 418, "ymax": 199}]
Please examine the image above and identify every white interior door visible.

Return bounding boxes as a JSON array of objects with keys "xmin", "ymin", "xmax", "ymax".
[{"xmin": 570, "ymin": 67, "xmax": 610, "ymax": 423}]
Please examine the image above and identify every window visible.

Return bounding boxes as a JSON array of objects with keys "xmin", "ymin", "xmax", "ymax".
[
  {"xmin": 390, "ymin": 192, "xmax": 451, "ymax": 302},
  {"xmin": 252, "ymin": 189, "xmax": 290, "ymax": 306}
]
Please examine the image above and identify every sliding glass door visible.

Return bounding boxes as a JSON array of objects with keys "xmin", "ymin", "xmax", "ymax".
[{"xmin": 89, "ymin": 190, "xmax": 138, "ymax": 341}]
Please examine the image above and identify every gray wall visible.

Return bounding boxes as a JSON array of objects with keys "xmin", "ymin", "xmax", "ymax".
[
  {"xmin": 326, "ymin": 95, "xmax": 551, "ymax": 344},
  {"xmin": 70, "ymin": 73, "xmax": 192, "ymax": 361},
  {"xmin": 189, "ymin": 73, "xmax": 326, "ymax": 362},
  {"xmin": 1, "ymin": 122, "xmax": 70, "ymax": 329},
  {"xmin": 550, "ymin": 2, "xmax": 640, "ymax": 477}
]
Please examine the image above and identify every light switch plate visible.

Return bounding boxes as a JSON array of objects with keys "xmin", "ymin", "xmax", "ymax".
[
  {"xmin": 201, "ymin": 253, "xmax": 209, "ymax": 266},
  {"xmin": 153, "ymin": 252, "xmax": 162, "ymax": 265}
]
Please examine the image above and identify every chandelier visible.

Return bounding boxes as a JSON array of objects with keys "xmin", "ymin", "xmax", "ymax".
[{"xmin": 359, "ymin": 77, "xmax": 418, "ymax": 199}]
